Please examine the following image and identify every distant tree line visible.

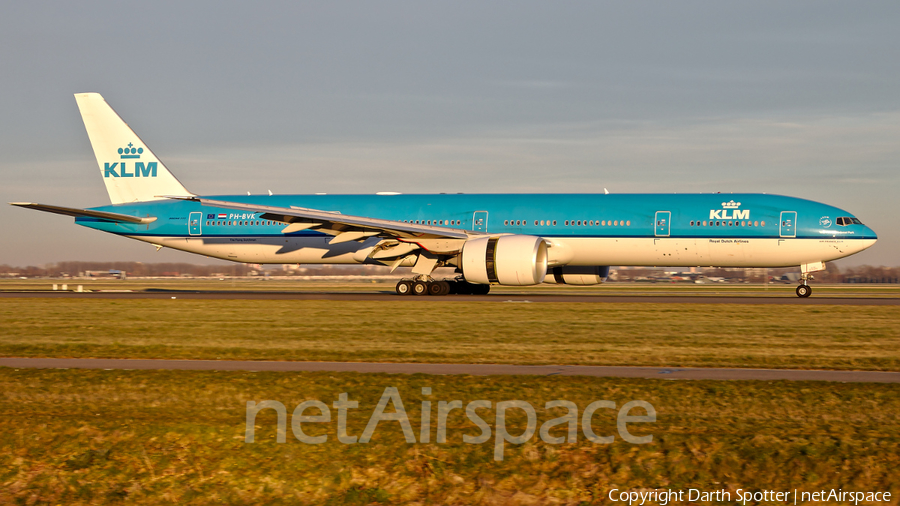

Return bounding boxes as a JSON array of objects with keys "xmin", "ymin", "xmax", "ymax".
[
  {"xmin": 0, "ymin": 262, "xmax": 253, "ymax": 278},
  {"xmin": 0, "ymin": 262, "xmax": 396, "ymax": 278}
]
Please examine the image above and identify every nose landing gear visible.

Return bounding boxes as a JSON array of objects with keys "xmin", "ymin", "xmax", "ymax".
[{"xmin": 796, "ymin": 272, "xmax": 813, "ymax": 298}]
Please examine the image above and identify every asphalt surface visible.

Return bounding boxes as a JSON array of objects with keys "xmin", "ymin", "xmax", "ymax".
[
  {"xmin": 1, "ymin": 358, "xmax": 897, "ymax": 383},
  {"xmin": 0, "ymin": 291, "xmax": 898, "ymax": 305}
]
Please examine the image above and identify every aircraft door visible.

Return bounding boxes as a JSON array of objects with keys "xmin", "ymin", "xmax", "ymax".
[
  {"xmin": 654, "ymin": 211, "xmax": 671, "ymax": 237},
  {"xmin": 189, "ymin": 212, "xmax": 202, "ymax": 236},
  {"xmin": 780, "ymin": 211, "xmax": 797, "ymax": 238},
  {"xmin": 472, "ymin": 211, "xmax": 488, "ymax": 232}
]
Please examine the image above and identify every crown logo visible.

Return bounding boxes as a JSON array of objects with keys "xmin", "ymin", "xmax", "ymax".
[
  {"xmin": 721, "ymin": 200, "xmax": 741, "ymax": 209},
  {"xmin": 118, "ymin": 142, "xmax": 143, "ymax": 159}
]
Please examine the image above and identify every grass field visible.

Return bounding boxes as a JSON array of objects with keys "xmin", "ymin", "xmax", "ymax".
[
  {"xmin": 1, "ymin": 298, "xmax": 898, "ymax": 371},
  {"xmin": 2, "ymin": 282, "xmax": 898, "ymax": 504},
  {"xmin": 1, "ymin": 368, "xmax": 898, "ymax": 505}
]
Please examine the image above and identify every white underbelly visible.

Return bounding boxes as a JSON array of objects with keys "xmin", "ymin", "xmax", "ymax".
[
  {"xmin": 554, "ymin": 237, "xmax": 875, "ymax": 268},
  {"xmin": 126, "ymin": 234, "xmax": 875, "ymax": 268}
]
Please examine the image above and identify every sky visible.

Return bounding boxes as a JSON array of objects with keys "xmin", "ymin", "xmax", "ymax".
[{"xmin": 1, "ymin": 1, "xmax": 898, "ymax": 267}]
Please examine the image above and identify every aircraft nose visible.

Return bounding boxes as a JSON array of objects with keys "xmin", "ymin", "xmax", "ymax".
[{"xmin": 863, "ymin": 225, "xmax": 878, "ymax": 240}]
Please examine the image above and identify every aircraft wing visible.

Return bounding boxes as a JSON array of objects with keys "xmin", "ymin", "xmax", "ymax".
[
  {"xmin": 170, "ymin": 196, "xmax": 476, "ymax": 246},
  {"xmin": 9, "ymin": 202, "xmax": 157, "ymax": 224}
]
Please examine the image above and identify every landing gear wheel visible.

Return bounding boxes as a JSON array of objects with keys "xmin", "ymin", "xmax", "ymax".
[
  {"xmin": 427, "ymin": 281, "xmax": 445, "ymax": 296},
  {"xmin": 396, "ymin": 280, "xmax": 413, "ymax": 295},
  {"xmin": 473, "ymin": 284, "xmax": 491, "ymax": 295},
  {"xmin": 446, "ymin": 280, "xmax": 458, "ymax": 295},
  {"xmin": 437, "ymin": 280, "xmax": 451, "ymax": 295},
  {"xmin": 454, "ymin": 281, "xmax": 472, "ymax": 295},
  {"xmin": 413, "ymin": 280, "xmax": 429, "ymax": 296},
  {"xmin": 796, "ymin": 285, "xmax": 812, "ymax": 298}
]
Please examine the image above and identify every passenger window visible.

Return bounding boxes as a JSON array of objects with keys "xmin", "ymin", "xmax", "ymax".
[
  {"xmin": 553, "ymin": 220, "xmax": 557, "ymax": 226},
  {"xmin": 626, "ymin": 220, "xmax": 631, "ymax": 226},
  {"xmin": 761, "ymin": 221, "xmax": 765, "ymax": 227}
]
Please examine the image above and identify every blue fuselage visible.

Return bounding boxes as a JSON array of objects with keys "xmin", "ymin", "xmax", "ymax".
[{"xmin": 77, "ymin": 193, "xmax": 876, "ymax": 244}]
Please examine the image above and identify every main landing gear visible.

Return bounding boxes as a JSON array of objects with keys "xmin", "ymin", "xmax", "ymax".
[
  {"xmin": 395, "ymin": 277, "xmax": 490, "ymax": 296},
  {"xmin": 796, "ymin": 272, "xmax": 813, "ymax": 298}
]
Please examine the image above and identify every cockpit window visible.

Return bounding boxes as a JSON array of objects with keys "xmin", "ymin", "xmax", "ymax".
[{"xmin": 836, "ymin": 217, "xmax": 863, "ymax": 226}]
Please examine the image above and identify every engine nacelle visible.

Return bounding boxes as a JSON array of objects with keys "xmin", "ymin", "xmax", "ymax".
[
  {"xmin": 460, "ymin": 235, "xmax": 548, "ymax": 285},
  {"xmin": 544, "ymin": 266, "xmax": 610, "ymax": 285}
]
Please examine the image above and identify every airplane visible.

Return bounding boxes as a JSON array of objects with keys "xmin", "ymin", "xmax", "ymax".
[{"xmin": 11, "ymin": 93, "xmax": 877, "ymax": 297}]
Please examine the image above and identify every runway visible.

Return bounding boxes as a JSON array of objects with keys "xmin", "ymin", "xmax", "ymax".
[
  {"xmin": 1, "ymin": 291, "xmax": 898, "ymax": 305},
  {"xmin": 2, "ymin": 357, "xmax": 897, "ymax": 383}
]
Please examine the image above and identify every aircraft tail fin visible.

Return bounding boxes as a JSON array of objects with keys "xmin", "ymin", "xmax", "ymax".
[{"xmin": 74, "ymin": 93, "xmax": 193, "ymax": 204}]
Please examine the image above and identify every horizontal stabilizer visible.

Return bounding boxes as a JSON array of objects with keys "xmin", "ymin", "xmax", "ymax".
[{"xmin": 9, "ymin": 202, "xmax": 156, "ymax": 224}]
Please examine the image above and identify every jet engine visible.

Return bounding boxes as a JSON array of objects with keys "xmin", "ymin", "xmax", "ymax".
[
  {"xmin": 544, "ymin": 266, "xmax": 610, "ymax": 285},
  {"xmin": 460, "ymin": 235, "xmax": 548, "ymax": 285}
]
